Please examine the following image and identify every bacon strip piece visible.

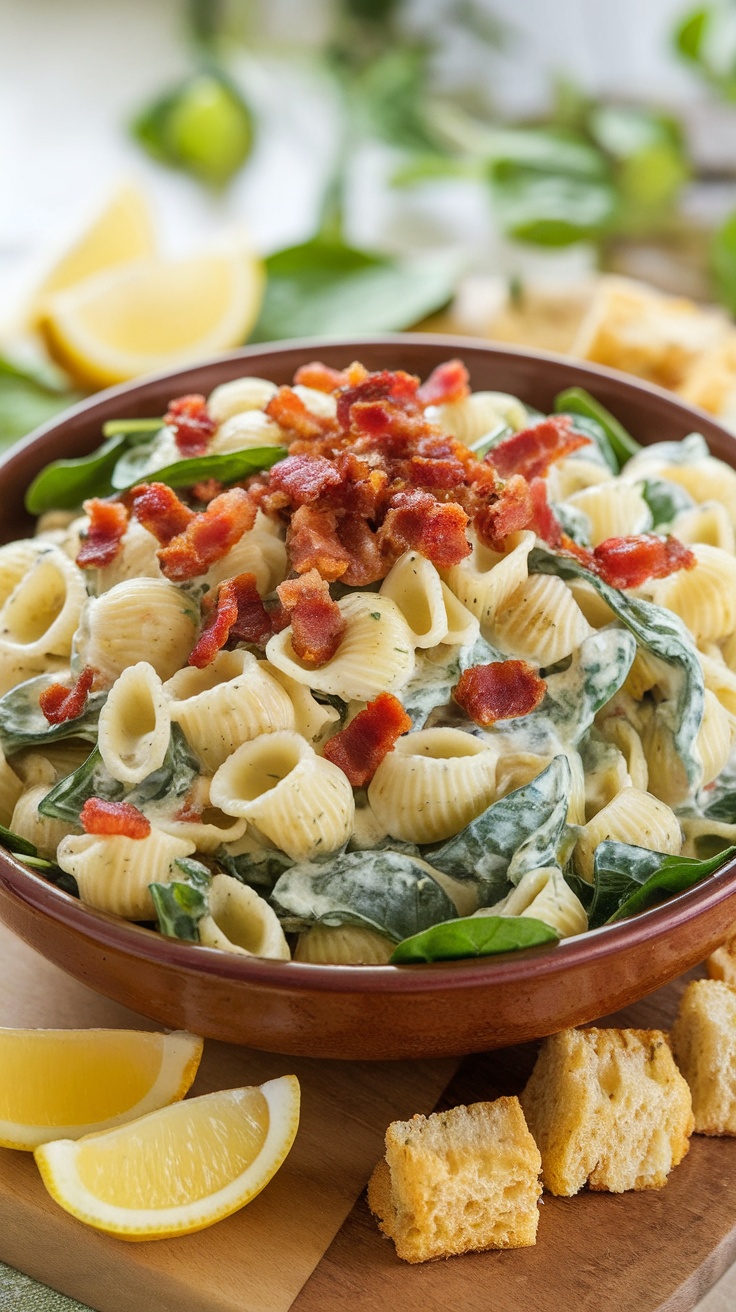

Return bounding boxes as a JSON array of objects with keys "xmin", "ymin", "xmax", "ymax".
[
  {"xmin": 128, "ymin": 483, "xmax": 195, "ymax": 544},
  {"xmin": 528, "ymin": 477, "xmax": 563, "ymax": 548},
  {"xmin": 487, "ymin": 416, "xmax": 590, "ymax": 482},
  {"xmin": 336, "ymin": 370, "xmax": 419, "ymax": 430},
  {"xmin": 417, "ymin": 359, "xmax": 470, "ymax": 407},
  {"xmin": 592, "ymin": 534, "xmax": 696, "ymax": 590},
  {"xmin": 474, "ymin": 475, "xmax": 532, "ymax": 551},
  {"xmin": 188, "ymin": 572, "xmax": 272, "ymax": 668},
  {"xmin": 287, "ymin": 505, "xmax": 351, "ymax": 580},
  {"xmin": 454, "ymin": 661, "xmax": 547, "ymax": 727},
  {"xmin": 80, "ymin": 798, "xmax": 151, "ymax": 839},
  {"xmin": 269, "ymin": 453, "xmax": 343, "ymax": 505},
  {"xmin": 323, "ymin": 692, "xmax": 412, "ymax": 786},
  {"xmin": 165, "ymin": 394, "xmax": 216, "ymax": 457},
  {"xmin": 379, "ymin": 489, "xmax": 471, "ymax": 569},
  {"xmin": 39, "ymin": 667, "xmax": 96, "ymax": 726},
  {"xmin": 293, "ymin": 362, "xmax": 350, "ymax": 392},
  {"xmin": 158, "ymin": 488, "xmax": 256, "ymax": 582},
  {"xmin": 76, "ymin": 500, "xmax": 128, "ymax": 568},
  {"xmin": 277, "ymin": 570, "xmax": 346, "ymax": 667},
  {"xmin": 266, "ymin": 387, "xmax": 332, "ymax": 441}
]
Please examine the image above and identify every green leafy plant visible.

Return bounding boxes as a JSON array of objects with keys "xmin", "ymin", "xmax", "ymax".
[
  {"xmin": 150, "ymin": 858, "xmax": 212, "ymax": 941},
  {"xmin": 588, "ymin": 841, "xmax": 736, "ymax": 927},
  {"xmin": 0, "ymin": 356, "xmax": 82, "ymax": 453},
  {"xmin": 390, "ymin": 914, "xmax": 559, "ymax": 964}
]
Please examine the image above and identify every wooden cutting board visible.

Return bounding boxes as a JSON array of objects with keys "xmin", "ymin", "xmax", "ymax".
[{"xmin": 2, "ymin": 919, "xmax": 736, "ymax": 1312}]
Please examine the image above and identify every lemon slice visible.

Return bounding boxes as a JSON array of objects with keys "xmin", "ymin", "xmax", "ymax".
[
  {"xmin": 34, "ymin": 1076, "xmax": 301, "ymax": 1240},
  {"xmin": 30, "ymin": 183, "xmax": 156, "ymax": 324},
  {"xmin": 39, "ymin": 246, "xmax": 265, "ymax": 389},
  {"xmin": 0, "ymin": 1028, "xmax": 203, "ymax": 1150}
]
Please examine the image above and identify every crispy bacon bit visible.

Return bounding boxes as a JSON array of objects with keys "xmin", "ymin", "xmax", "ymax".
[
  {"xmin": 405, "ymin": 455, "xmax": 468, "ymax": 490},
  {"xmin": 269, "ymin": 454, "xmax": 343, "ymax": 505},
  {"xmin": 76, "ymin": 499, "xmax": 128, "ymax": 568},
  {"xmin": 39, "ymin": 667, "xmax": 96, "ymax": 725},
  {"xmin": 336, "ymin": 370, "xmax": 419, "ymax": 430},
  {"xmin": 323, "ymin": 692, "xmax": 412, "ymax": 786},
  {"xmin": 174, "ymin": 796, "xmax": 203, "ymax": 823},
  {"xmin": 528, "ymin": 477, "xmax": 563, "ymax": 548},
  {"xmin": 266, "ymin": 387, "xmax": 332, "ymax": 441},
  {"xmin": 128, "ymin": 483, "xmax": 195, "ymax": 544},
  {"xmin": 277, "ymin": 570, "xmax": 346, "ymax": 667},
  {"xmin": 592, "ymin": 534, "xmax": 696, "ymax": 590},
  {"xmin": 487, "ymin": 416, "xmax": 589, "ymax": 482},
  {"xmin": 188, "ymin": 572, "xmax": 272, "ymax": 667},
  {"xmin": 287, "ymin": 505, "xmax": 351, "ymax": 580},
  {"xmin": 192, "ymin": 478, "xmax": 224, "ymax": 504},
  {"xmin": 475, "ymin": 474, "xmax": 533, "ymax": 551},
  {"xmin": 80, "ymin": 798, "xmax": 151, "ymax": 839},
  {"xmin": 417, "ymin": 359, "xmax": 470, "ymax": 407},
  {"xmin": 165, "ymin": 394, "xmax": 216, "ymax": 457},
  {"xmin": 293, "ymin": 362, "xmax": 349, "ymax": 392},
  {"xmin": 454, "ymin": 661, "xmax": 547, "ymax": 727},
  {"xmin": 158, "ymin": 488, "xmax": 256, "ymax": 581},
  {"xmin": 337, "ymin": 517, "xmax": 386, "ymax": 586},
  {"xmin": 379, "ymin": 489, "xmax": 471, "ymax": 570}
]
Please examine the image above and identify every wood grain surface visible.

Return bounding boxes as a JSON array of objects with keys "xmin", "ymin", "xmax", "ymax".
[{"xmin": 3, "ymin": 920, "xmax": 736, "ymax": 1312}]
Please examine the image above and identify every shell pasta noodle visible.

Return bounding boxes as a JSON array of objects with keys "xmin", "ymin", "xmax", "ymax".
[{"xmin": 4, "ymin": 354, "xmax": 736, "ymax": 966}]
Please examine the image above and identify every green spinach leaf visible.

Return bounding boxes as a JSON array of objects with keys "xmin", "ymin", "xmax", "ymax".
[
  {"xmin": 0, "ymin": 821, "xmax": 42, "ymax": 859},
  {"xmin": 216, "ymin": 844, "xmax": 293, "ymax": 893},
  {"xmin": 112, "ymin": 445, "xmax": 286, "ymax": 494},
  {"xmin": 553, "ymin": 387, "xmax": 641, "ymax": 466},
  {"xmin": 390, "ymin": 914, "xmax": 559, "ymax": 963},
  {"xmin": 150, "ymin": 857, "xmax": 212, "ymax": 941},
  {"xmin": 26, "ymin": 435, "xmax": 130, "ymax": 514},
  {"xmin": 0, "ymin": 674, "xmax": 105, "ymax": 754},
  {"xmin": 588, "ymin": 840, "xmax": 736, "ymax": 927},
  {"xmin": 639, "ymin": 477, "xmax": 694, "ymax": 529}
]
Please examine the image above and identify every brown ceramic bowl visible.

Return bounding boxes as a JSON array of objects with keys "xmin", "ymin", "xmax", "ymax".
[{"xmin": 1, "ymin": 335, "xmax": 735, "ymax": 1060}]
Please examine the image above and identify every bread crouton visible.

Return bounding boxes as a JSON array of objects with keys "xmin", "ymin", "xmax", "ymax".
[
  {"xmin": 672, "ymin": 979, "xmax": 736, "ymax": 1135},
  {"xmin": 707, "ymin": 924, "xmax": 736, "ymax": 988},
  {"xmin": 520, "ymin": 1027, "xmax": 693, "ymax": 1196},
  {"xmin": 367, "ymin": 1097, "xmax": 541, "ymax": 1264}
]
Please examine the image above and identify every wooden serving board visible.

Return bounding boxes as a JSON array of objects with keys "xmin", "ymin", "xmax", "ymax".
[{"xmin": 2, "ymin": 920, "xmax": 736, "ymax": 1312}]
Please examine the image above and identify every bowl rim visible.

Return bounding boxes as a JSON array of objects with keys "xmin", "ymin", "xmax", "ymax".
[{"xmin": 2, "ymin": 332, "xmax": 735, "ymax": 994}]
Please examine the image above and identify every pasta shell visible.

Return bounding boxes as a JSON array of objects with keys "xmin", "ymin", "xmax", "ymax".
[
  {"xmin": 95, "ymin": 520, "xmax": 162, "ymax": 592},
  {"xmin": 482, "ymin": 866, "xmax": 587, "ymax": 938},
  {"xmin": 292, "ymin": 385, "xmax": 338, "ymax": 419},
  {"xmin": 494, "ymin": 751, "xmax": 554, "ymax": 799},
  {"xmin": 546, "ymin": 456, "xmax": 611, "ymax": 502},
  {"xmin": 566, "ymin": 579, "xmax": 617, "ymax": 629},
  {"xmin": 672, "ymin": 502, "xmax": 736, "ymax": 554},
  {"xmin": 427, "ymin": 390, "xmax": 528, "ymax": 443},
  {"xmin": 205, "ymin": 526, "xmax": 287, "ymax": 595},
  {"xmin": 573, "ymin": 787, "xmax": 681, "ymax": 882},
  {"xmin": 167, "ymin": 649, "xmax": 295, "ymax": 771},
  {"xmin": 696, "ymin": 690, "xmax": 733, "ymax": 787},
  {"xmin": 0, "ymin": 540, "xmax": 50, "ymax": 607},
  {"xmin": 0, "ymin": 547, "xmax": 86, "ymax": 661},
  {"xmin": 74, "ymin": 578, "xmax": 198, "ymax": 683},
  {"xmin": 57, "ymin": 828, "xmax": 196, "ymax": 920},
  {"xmin": 294, "ymin": 923, "xmax": 395, "ymax": 965},
  {"xmin": 210, "ymin": 731, "xmax": 354, "ymax": 861},
  {"xmin": 367, "ymin": 727, "xmax": 497, "ymax": 844},
  {"xmin": 700, "ymin": 651, "xmax": 736, "ymax": 717},
  {"xmin": 98, "ymin": 662, "xmax": 171, "ymax": 785},
  {"xmin": 567, "ymin": 480, "xmax": 651, "ymax": 546},
  {"xmin": 443, "ymin": 529, "xmax": 534, "ymax": 629},
  {"xmin": 198, "ymin": 874, "xmax": 290, "ymax": 960},
  {"xmin": 265, "ymin": 664, "xmax": 340, "ymax": 744},
  {"xmin": 596, "ymin": 717, "xmax": 649, "ymax": 793},
  {"xmin": 647, "ymin": 544, "xmax": 736, "ymax": 644},
  {"xmin": 379, "ymin": 550, "xmax": 477, "ymax": 649},
  {"xmin": 265, "ymin": 593, "xmax": 416, "ymax": 702},
  {"xmin": 11, "ymin": 786, "xmax": 80, "ymax": 862},
  {"xmin": 0, "ymin": 747, "xmax": 23, "ymax": 826},
  {"xmin": 584, "ymin": 741, "xmax": 631, "ymax": 820},
  {"xmin": 656, "ymin": 457, "xmax": 736, "ymax": 526},
  {"xmin": 493, "ymin": 574, "xmax": 593, "ymax": 667},
  {"xmin": 210, "ymin": 409, "xmax": 283, "ymax": 454},
  {"xmin": 207, "ymin": 375, "xmax": 278, "ymax": 423},
  {"xmin": 681, "ymin": 818, "xmax": 736, "ymax": 860}
]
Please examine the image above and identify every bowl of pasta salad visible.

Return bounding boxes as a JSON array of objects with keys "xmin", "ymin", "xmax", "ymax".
[{"xmin": 1, "ymin": 335, "xmax": 736, "ymax": 1060}]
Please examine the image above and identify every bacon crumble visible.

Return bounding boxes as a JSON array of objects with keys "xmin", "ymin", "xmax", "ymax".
[
  {"xmin": 76, "ymin": 499, "xmax": 129, "ymax": 568},
  {"xmin": 80, "ymin": 798, "xmax": 151, "ymax": 839},
  {"xmin": 39, "ymin": 667, "xmax": 96, "ymax": 725},
  {"xmin": 323, "ymin": 693, "xmax": 412, "ymax": 786},
  {"xmin": 165, "ymin": 394, "xmax": 216, "ymax": 458},
  {"xmin": 487, "ymin": 416, "xmax": 590, "ymax": 482},
  {"xmin": 188, "ymin": 572, "xmax": 273, "ymax": 668},
  {"xmin": 378, "ymin": 489, "xmax": 471, "ymax": 570},
  {"xmin": 591, "ymin": 534, "xmax": 696, "ymax": 590},
  {"xmin": 416, "ymin": 359, "xmax": 470, "ymax": 407},
  {"xmin": 157, "ymin": 488, "xmax": 257, "ymax": 581},
  {"xmin": 127, "ymin": 483, "xmax": 195, "ymax": 544},
  {"xmin": 277, "ymin": 570, "xmax": 346, "ymax": 667},
  {"xmin": 454, "ymin": 661, "xmax": 547, "ymax": 727}
]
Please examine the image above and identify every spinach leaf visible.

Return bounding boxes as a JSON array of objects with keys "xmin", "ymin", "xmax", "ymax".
[
  {"xmin": 0, "ymin": 673, "xmax": 105, "ymax": 754},
  {"xmin": 216, "ymin": 844, "xmax": 293, "ymax": 893},
  {"xmin": 0, "ymin": 822, "xmax": 42, "ymax": 859},
  {"xmin": 39, "ymin": 725, "xmax": 200, "ymax": 824},
  {"xmin": 426, "ymin": 756, "xmax": 572, "ymax": 901},
  {"xmin": 150, "ymin": 857, "xmax": 212, "ymax": 941},
  {"xmin": 555, "ymin": 411, "xmax": 618, "ymax": 472},
  {"xmin": 390, "ymin": 914, "xmax": 559, "ymax": 964},
  {"xmin": 540, "ymin": 629, "xmax": 636, "ymax": 745},
  {"xmin": 639, "ymin": 477, "xmax": 694, "ymax": 529},
  {"xmin": 491, "ymin": 168, "xmax": 616, "ymax": 248},
  {"xmin": 250, "ymin": 238, "xmax": 461, "ymax": 341},
  {"xmin": 553, "ymin": 387, "xmax": 641, "ymax": 466},
  {"xmin": 102, "ymin": 418, "xmax": 164, "ymax": 438},
  {"xmin": 25, "ymin": 435, "xmax": 130, "ymax": 514},
  {"xmin": 588, "ymin": 840, "xmax": 736, "ymax": 928},
  {"xmin": 112, "ymin": 446, "xmax": 286, "ymax": 494},
  {"xmin": 270, "ymin": 850, "xmax": 457, "ymax": 941},
  {"xmin": 529, "ymin": 546, "xmax": 705, "ymax": 788},
  {"xmin": 0, "ymin": 355, "xmax": 83, "ymax": 453}
]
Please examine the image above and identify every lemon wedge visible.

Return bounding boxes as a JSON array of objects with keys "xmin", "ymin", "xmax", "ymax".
[
  {"xmin": 38, "ymin": 246, "xmax": 265, "ymax": 389},
  {"xmin": 29, "ymin": 183, "xmax": 156, "ymax": 325},
  {"xmin": 34, "ymin": 1076, "xmax": 301, "ymax": 1240},
  {"xmin": 0, "ymin": 1028, "xmax": 203, "ymax": 1150}
]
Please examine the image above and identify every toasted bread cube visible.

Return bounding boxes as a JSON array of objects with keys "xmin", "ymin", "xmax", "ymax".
[
  {"xmin": 707, "ymin": 925, "xmax": 736, "ymax": 988},
  {"xmin": 672, "ymin": 979, "xmax": 736, "ymax": 1135},
  {"xmin": 367, "ymin": 1097, "xmax": 541, "ymax": 1264},
  {"xmin": 520, "ymin": 1027, "xmax": 693, "ymax": 1196}
]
